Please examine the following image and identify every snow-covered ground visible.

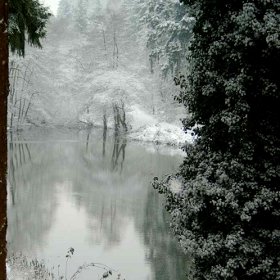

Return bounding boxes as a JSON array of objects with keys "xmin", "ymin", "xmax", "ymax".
[
  {"xmin": 9, "ymin": 10, "xmax": 193, "ymax": 148},
  {"xmin": 7, "ymin": 258, "xmax": 51, "ymax": 280},
  {"xmin": 129, "ymin": 122, "xmax": 194, "ymax": 147}
]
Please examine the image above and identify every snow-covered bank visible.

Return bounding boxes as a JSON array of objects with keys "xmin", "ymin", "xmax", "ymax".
[
  {"xmin": 8, "ymin": 6, "xmax": 194, "ymax": 149},
  {"xmin": 129, "ymin": 122, "xmax": 194, "ymax": 147},
  {"xmin": 8, "ymin": 118, "xmax": 194, "ymax": 151},
  {"xmin": 7, "ymin": 256, "xmax": 51, "ymax": 280},
  {"xmin": 80, "ymin": 100, "xmax": 194, "ymax": 147},
  {"xmin": 9, "ymin": 8, "xmax": 192, "ymax": 135}
]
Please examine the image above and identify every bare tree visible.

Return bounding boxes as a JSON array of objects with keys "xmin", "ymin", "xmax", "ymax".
[
  {"xmin": 102, "ymin": 26, "xmax": 109, "ymax": 63},
  {"xmin": 9, "ymin": 60, "xmax": 38, "ymax": 129},
  {"xmin": 112, "ymin": 24, "xmax": 119, "ymax": 69}
]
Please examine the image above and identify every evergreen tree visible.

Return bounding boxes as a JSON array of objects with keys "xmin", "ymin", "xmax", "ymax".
[
  {"xmin": 156, "ymin": 0, "xmax": 280, "ymax": 279},
  {"xmin": 57, "ymin": 0, "xmax": 73, "ymax": 20},
  {"xmin": 93, "ymin": 0, "xmax": 102, "ymax": 21},
  {"xmin": 8, "ymin": 0, "xmax": 51, "ymax": 56},
  {"xmin": 75, "ymin": 0, "xmax": 88, "ymax": 32},
  {"xmin": 135, "ymin": 0, "xmax": 194, "ymax": 78}
]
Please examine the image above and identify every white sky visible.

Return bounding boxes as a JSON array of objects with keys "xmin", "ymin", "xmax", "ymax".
[{"xmin": 41, "ymin": 0, "xmax": 60, "ymax": 16}]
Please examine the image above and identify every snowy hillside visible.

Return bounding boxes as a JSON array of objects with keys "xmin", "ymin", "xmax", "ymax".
[{"xmin": 8, "ymin": 0, "xmax": 194, "ymax": 146}]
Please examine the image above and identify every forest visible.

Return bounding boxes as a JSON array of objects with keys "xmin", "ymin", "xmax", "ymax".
[{"xmin": 0, "ymin": 0, "xmax": 279, "ymax": 279}]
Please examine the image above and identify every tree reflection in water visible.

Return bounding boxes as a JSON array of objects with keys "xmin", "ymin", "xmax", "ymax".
[
  {"xmin": 111, "ymin": 132, "xmax": 126, "ymax": 173},
  {"xmin": 141, "ymin": 187, "xmax": 191, "ymax": 280},
  {"xmin": 8, "ymin": 128, "xmax": 191, "ymax": 279},
  {"xmin": 7, "ymin": 131, "xmax": 57, "ymax": 255}
]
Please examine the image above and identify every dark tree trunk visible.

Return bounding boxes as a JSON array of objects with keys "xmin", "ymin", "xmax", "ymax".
[{"xmin": 0, "ymin": 0, "xmax": 9, "ymax": 278}]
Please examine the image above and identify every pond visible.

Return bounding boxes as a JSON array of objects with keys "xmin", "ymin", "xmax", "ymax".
[{"xmin": 7, "ymin": 128, "xmax": 190, "ymax": 280}]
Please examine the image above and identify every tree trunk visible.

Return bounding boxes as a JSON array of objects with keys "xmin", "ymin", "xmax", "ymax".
[{"xmin": 0, "ymin": 0, "xmax": 9, "ymax": 278}]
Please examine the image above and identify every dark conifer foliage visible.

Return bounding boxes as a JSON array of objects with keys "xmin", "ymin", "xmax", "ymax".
[
  {"xmin": 156, "ymin": 0, "xmax": 280, "ymax": 279},
  {"xmin": 8, "ymin": 0, "xmax": 51, "ymax": 56},
  {"xmin": 178, "ymin": 0, "xmax": 279, "ymax": 156}
]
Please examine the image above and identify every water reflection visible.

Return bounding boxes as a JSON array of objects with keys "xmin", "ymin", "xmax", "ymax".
[
  {"xmin": 8, "ymin": 128, "xmax": 190, "ymax": 279},
  {"xmin": 141, "ymin": 187, "xmax": 191, "ymax": 280},
  {"xmin": 8, "ymin": 132, "xmax": 57, "ymax": 254},
  {"xmin": 8, "ymin": 132, "xmax": 33, "ymax": 206},
  {"xmin": 111, "ymin": 133, "xmax": 126, "ymax": 173}
]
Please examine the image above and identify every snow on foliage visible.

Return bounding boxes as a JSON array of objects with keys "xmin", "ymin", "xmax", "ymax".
[
  {"xmin": 8, "ymin": 0, "xmax": 192, "ymax": 147},
  {"xmin": 129, "ymin": 122, "xmax": 194, "ymax": 146},
  {"xmin": 156, "ymin": 0, "xmax": 280, "ymax": 279},
  {"xmin": 133, "ymin": 0, "xmax": 194, "ymax": 78}
]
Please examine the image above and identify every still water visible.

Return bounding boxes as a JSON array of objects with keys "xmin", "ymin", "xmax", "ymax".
[{"xmin": 7, "ymin": 128, "xmax": 190, "ymax": 280}]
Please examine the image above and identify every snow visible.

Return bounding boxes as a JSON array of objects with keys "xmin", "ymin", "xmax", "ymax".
[
  {"xmin": 129, "ymin": 122, "xmax": 194, "ymax": 147},
  {"xmin": 8, "ymin": 2, "xmax": 194, "ymax": 148},
  {"xmin": 169, "ymin": 177, "xmax": 183, "ymax": 194},
  {"xmin": 129, "ymin": 105, "xmax": 157, "ymax": 129},
  {"xmin": 7, "ymin": 259, "xmax": 51, "ymax": 280}
]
